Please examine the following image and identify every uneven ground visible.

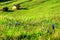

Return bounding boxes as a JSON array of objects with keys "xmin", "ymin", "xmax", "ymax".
[{"xmin": 0, "ymin": 0, "xmax": 60, "ymax": 40}]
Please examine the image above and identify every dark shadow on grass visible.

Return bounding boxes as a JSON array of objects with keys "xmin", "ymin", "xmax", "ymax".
[
  {"xmin": 0, "ymin": 0, "xmax": 11, "ymax": 2},
  {"xmin": 17, "ymin": 35, "xmax": 27, "ymax": 40},
  {"xmin": 0, "ymin": 1, "xmax": 16, "ymax": 6},
  {"xmin": 2, "ymin": 10, "xmax": 14, "ymax": 12},
  {"xmin": 8, "ymin": 10, "xmax": 14, "ymax": 12},
  {"xmin": 19, "ymin": 8, "xmax": 28, "ymax": 10},
  {"xmin": 6, "ymin": 36, "xmax": 13, "ymax": 40}
]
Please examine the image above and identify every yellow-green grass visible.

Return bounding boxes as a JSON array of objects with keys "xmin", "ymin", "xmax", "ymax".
[{"xmin": 0, "ymin": 0, "xmax": 60, "ymax": 40}]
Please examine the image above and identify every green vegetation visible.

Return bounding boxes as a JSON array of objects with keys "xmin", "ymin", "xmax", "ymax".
[{"xmin": 0, "ymin": 0, "xmax": 60, "ymax": 40}]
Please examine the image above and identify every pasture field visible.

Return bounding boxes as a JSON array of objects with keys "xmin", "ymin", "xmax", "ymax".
[{"xmin": 0, "ymin": 0, "xmax": 60, "ymax": 40}]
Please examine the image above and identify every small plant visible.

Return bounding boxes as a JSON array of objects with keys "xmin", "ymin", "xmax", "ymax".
[
  {"xmin": 15, "ymin": 21, "xmax": 20, "ymax": 27},
  {"xmin": 52, "ymin": 24, "xmax": 55, "ymax": 30},
  {"xmin": 8, "ymin": 22, "xmax": 13, "ymax": 26},
  {"xmin": 47, "ymin": 29, "xmax": 50, "ymax": 33}
]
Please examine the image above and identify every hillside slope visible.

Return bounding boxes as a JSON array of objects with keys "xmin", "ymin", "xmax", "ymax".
[{"xmin": 0, "ymin": 0, "xmax": 60, "ymax": 40}]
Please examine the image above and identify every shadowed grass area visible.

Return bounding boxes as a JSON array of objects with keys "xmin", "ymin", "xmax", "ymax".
[{"xmin": 0, "ymin": 0, "xmax": 11, "ymax": 2}]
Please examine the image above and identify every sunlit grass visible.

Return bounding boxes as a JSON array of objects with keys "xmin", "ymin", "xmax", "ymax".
[{"xmin": 0, "ymin": 0, "xmax": 60, "ymax": 40}]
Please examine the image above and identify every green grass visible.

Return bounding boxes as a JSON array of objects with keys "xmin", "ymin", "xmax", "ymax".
[{"xmin": 0, "ymin": 0, "xmax": 60, "ymax": 40}]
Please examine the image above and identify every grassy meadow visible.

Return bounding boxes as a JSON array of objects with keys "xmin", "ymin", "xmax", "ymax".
[{"xmin": 0, "ymin": 0, "xmax": 60, "ymax": 40}]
